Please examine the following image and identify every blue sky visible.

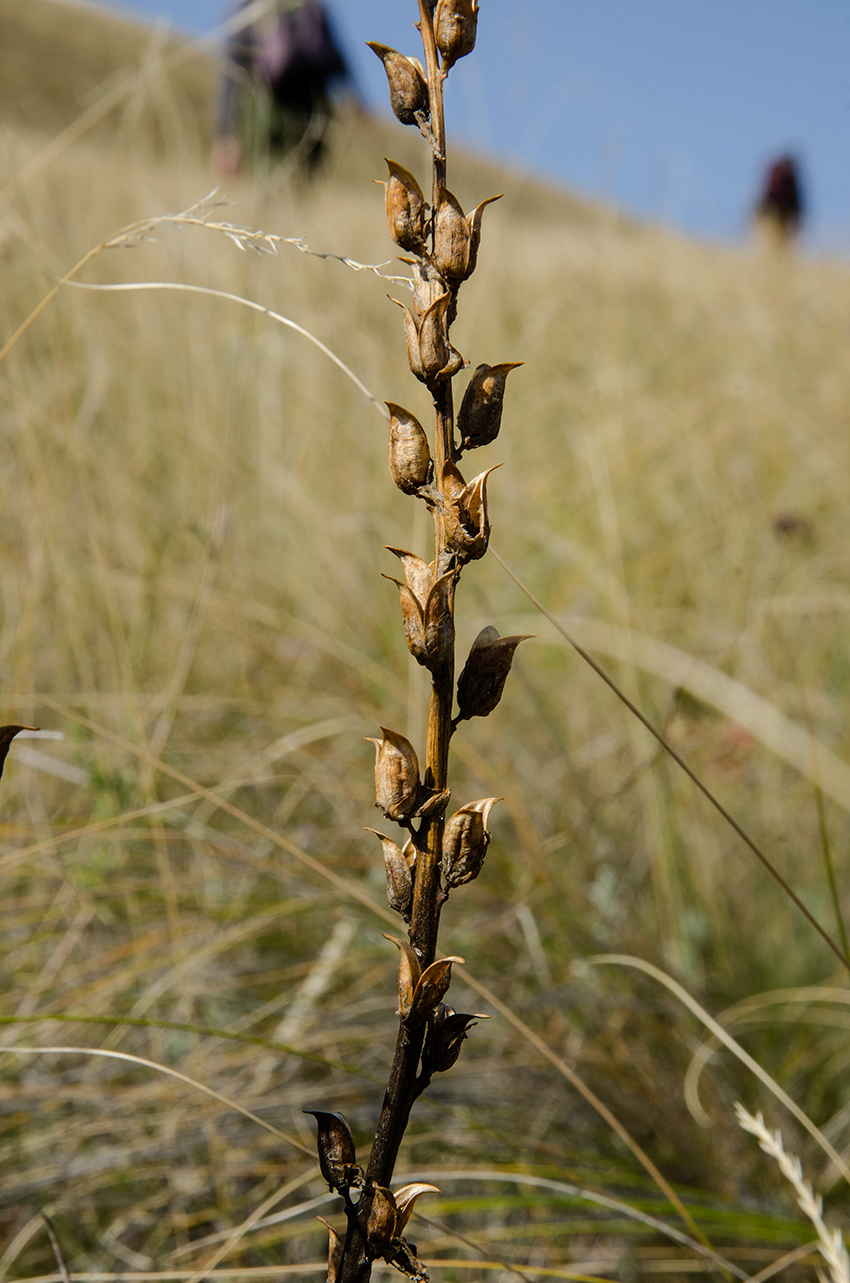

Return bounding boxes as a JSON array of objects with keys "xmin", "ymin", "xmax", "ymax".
[{"xmin": 93, "ymin": 0, "xmax": 850, "ymax": 250}]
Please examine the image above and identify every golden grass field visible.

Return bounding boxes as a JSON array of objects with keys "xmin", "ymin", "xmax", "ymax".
[{"xmin": 2, "ymin": 1, "xmax": 850, "ymax": 1278}]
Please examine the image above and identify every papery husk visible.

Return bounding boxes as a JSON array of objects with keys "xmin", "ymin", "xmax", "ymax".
[
  {"xmin": 386, "ymin": 402, "xmax": 432, "ymax": 493},
  {"xmin": 366, "ymin": 829, "xmax": 416, "ymax": 919},
  {"xmin": 366, "ymin": 1185, "xmax": 398, "ymax": 1251},
  {"xmin": 441, "ymin": 463, "xmax": 500, "ymax": 562},
  {"xmin": 433, "ymin": 186, "xmax": 471, "ymax": 281},
  {"xmin": 367, "ymin": 44, "xmax": 429, "ymax": 126},
  {"xmin": 384, "ymin": 160, "xmax": 427, "ymax": 254},
  {"xmin": 393, "ymin": 1183, "xmax": 441, "ymax": 1235},
  {"xmin": 434, "ymin": 0, "xmax": 479, "ymax": 70},
  {"xmin": 382, "ymin": 933, "xmax": 422, "ymax": 1019},
  {"xmin": 410, "ymin": 955, "xmax": 464, "ymax": 1020},
  {"xmin": 303, "ymin": 1111, "xmax": 362, "ymax": 1192},
  {"xmin": 465, "ymin": 194, "xmax": 501, "ymax": 277},
  {"xmin": 457, "ymin": 362, "xmax": 523, "ymax": 451},
  {"xmin": 441, "ymin": 796, "xmax": 501, "ymax": 887},
  {"xmin": 456, "ymin": 628, "xmax": 531, "ymax": 720},
  {"xmin": 317, "ymin": 1218, "xmax": 344, "ymax": 1283},
  {"xmin": 365, "ymin": 727, "xmax": 423, "ymax": 820},
  {"xmin": 385, "ymin": 546, "xmax": 435, "ymax": 607}
]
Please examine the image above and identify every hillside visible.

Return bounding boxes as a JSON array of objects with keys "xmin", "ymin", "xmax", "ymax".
[{"xmin": 2, "ymin": 2, "xmax": 850, "ymax": 1279}]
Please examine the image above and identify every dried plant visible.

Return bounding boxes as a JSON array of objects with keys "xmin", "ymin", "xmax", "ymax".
[
  {"xmin": 735, "ymin": 1104, "xmax": 850, "ymax": 1283},
  {"xmin": 303, "ymin": 2, "xmax": 527, "ymax": 1279}
]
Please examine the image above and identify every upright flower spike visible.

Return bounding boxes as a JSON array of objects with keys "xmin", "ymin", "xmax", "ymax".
[
  {"xmin": 457, "ymin": 363, "xmax": 523, "ymax": 452},
  {"xmin": 434, "ymin": 0, "xmax": 479, "ymax": 71},
  {"xmin": 455, "ymin": 627, "xmax": 531, "ymax": 721},
  {"xmin": 367, "ymin": 44, "xmax": 429, "ymax": 126}
]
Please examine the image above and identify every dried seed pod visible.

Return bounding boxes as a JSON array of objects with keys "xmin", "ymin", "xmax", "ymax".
[
  {"xmin": 410, "ymin": 258, "xmax": 445, "ymax": 317},
  {"xmin": 383, "ymin": 160, "xmax": 427, "ymax": 254},
  {"xmin": 417, "ymin": 786, "xmax": 451, "ymax": 818},
  {"xmin": 434, "ymin": 0, "xmax": 479, "ymax": 71},
  {"xmin": 386, "ymin": 403, "xmax": 432, "ymax": 494},
  {"xmin": 457, "ymin": 363, "xmax": 523, "ymax": 451},
  {"xmin": 433, "ymin": 186, "xmax": 471, "ymax": 281},
  {"xmin": 367, "ymin": 44, "xmax": 429, "ymax": 126},
  {"xmin": 0, "ymin": 726, "xmax": 37, "ymax": 780},
  {"xmin": 394, "ymin": 1183, "xmax": 441, "ymax": 1235},
  {"xmin": 441, "ymin": 796, "xmax": 501, "ymax": 887},
  {"xmin": 422, "ymin": 1005, "xmax": 490, "ymax": 1075},
  {"xmin": 382, "ymin": 933, "xmax": 422, "ymax": 1019},
  {"xmin": 465, "ymin": 194, "xmax": 501, "ymax": 277},
  {"xmin": 385, "ymin": 546, "xmax": 435, "ymax": 606},
  {"xmin": 390, "ymin": 293, "xmax": 462, "ymax": 383},
  {"xmin": 366, "ymin": 829, "xmax": 416, "ymax": 919},
  {"xmin": 410, "ymin": 955, "xmax": 464, "ymax": 1021},
  {"xmin": 441, "ymin": 462, "xmax": 500, "ymax": 562},
  {"xmin": 303, "ymin": 1111, "xmax": 362, "ymax": 1192},
  {"xmin": 364, "ymin": 727, "xmax": 424, "ymax": 821},
  {"xmin": 385, "ymin": 568, "xmax": 458, "ymax": 670},
  {"xmin": 317, "ymin": 1219, "xmax": 343, "ymax": 1283},
  {"xmin": 366, "ymin": 1185, "xmax": 398, "ymax": 1252},
  {"xmin": 456, "ymin": 628, "xmax": 531, "ymax": 721}
]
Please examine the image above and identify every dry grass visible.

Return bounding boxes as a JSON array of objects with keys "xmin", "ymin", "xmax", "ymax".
[{"xmin": 2, "ymin": 2, "xmax": 850, "ymax": 1278}]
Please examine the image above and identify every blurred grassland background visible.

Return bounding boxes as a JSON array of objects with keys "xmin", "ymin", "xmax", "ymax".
[{"xmin": 3, "ymin": 1, "xmax": 850, "ymax": 1278}]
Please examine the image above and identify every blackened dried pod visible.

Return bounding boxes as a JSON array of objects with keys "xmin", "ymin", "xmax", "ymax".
[
  {"xmin": 0, "ymin": 726, "xmax": 37, "ymax": 781},
  {"xmin": 434, "ymin": 0, "xmax": 479, "ymax": 71},
  {"xmin": 385, "ymin": 546, "xmax": 435, "ymax": 607},
  {"xmin": 366, "ymin": 829, "xmax": 415, "ymax": 919},
  {"xmin": 386, "ymin": 403, "xmax": 432, "ymax": 494},
  {"xmin": 383, "ymin": 160, "xmax": 427, "ymax": 253},
  {"xmin": 317, "ymin": 1219, "xmax": 343, "ymax": 1283},
  {"xmin": 433, "ymin": 186, "xmax": 471, "ymax": 281},
  {"xmin": 364, "ymin": 727, "xmax": 423, "ymax": 821},
  {"xmin": 442, "ymin": 796, "xmax": 501, "ymax": 887},
  {"xmin": 367, "ymin": 44, "xmax": 429, "ymax": 126},
  {"xmin": 457, "ymin": 363, "xmax": 523, "ymax": 451},
  {"xmin": 456, "ymin": 628, "xmax": 532, "ymax": 721},
  {"xmin": 303, "ymin": 1111, "xmax": 362, "ymax": 1192},
  {"xmin": 394, "ymin": 1183, "xmax": 441, "ymax": 1235},
  {"xmin": 422, "ymin": 1007, "xmax": 490, "ymax": 1074},
  {"xmin": 382, "ymin": 932, "xmax": 421, "ymax": 1018},
  {"xmin": 465, "ymin": 194, "xmax": 501, "ymax": 277},
  {"xmin": 366, "ymin": 1185, "xmax": 398, "ymax": 1252},
  {"xmin": 410, "ymin": 955, "xmax": 464, "ymax": 1021}
]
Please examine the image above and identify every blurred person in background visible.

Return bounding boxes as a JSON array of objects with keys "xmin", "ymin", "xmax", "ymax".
[
  {"xmin": 754, "ymin": 153, "xmax": 804, "ymax": 245},
  {"xmin": 213, "ymin": 0, "xmax": 354, "ymax": 178}
]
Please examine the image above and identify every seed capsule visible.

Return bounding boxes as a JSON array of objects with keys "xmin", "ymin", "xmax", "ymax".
[
  {"xmin": 456, "ymin": 628, "xmax": 531, "ymax": 721},
  {"xmin": 317, "ymin": 1219, "xmax": 343, "ymax": 1283},
  {"xmin": 394, "ymin": 1183, "xmax": 441, "ymax": 1235},
  {"xmin": 434, "ymin": 0, "xmax": 479, "ymax": 71},
  {"xmin": 441, "ymin": 797, "xmax": 500, "ymax": 887},
  {"xmin": 382, "ymin": 933, "xmax": 422, "ymax": 1019},
  {"xmin": 303, "ymin": 1111, "xmax": 362, "ymax": 1192},
  {"xmin": 366, "ymin": 1185, "xmax": 398, "ymax": 1252},
  {"xmin": 440, "ymin": 461, "xmax": 500, "ymax": 562},
  {"xmin": 383, "ymin": 160, "xmax": 427, "ymax": 254},
  {"xmin": 465, "ymin": 194, "xmax": 501, "ymax": 277},
  {"xmin": 422, "ymin": 1004, "xmax": 490, "ymax": 1075},
  {"xmin": 410, "ymin": 955, "xmax": 464, "ymax": 1021},
  {"xmin": 385, "ymin": 546, "xmax": 435, "ymax": 605},
  {"xmin": 433, "ymin": 187, "xmax": 471, "ymax": 281},
  {"xmin": 366, "ymin": 830, "xmax": 417, "ymax": 920},
  {"xmin": 384, "ymin": 566, "xmax": 458, "ymax": 671},
  {"xmin": 364, "ymin": 727, "xmax": 423, "ymax": 821},
  {"xmin": 390, "ymin": 293, "xmax": 463, "ymax": 383},
  {"xmin": 457, "ymin": 363, "xmax": 523, "ymax": 451},
  {"xmin": 367, "ymin": 43, "xmax": 429, "ymax": 126},
  {"xmin": 386, "ymin": 403, "xmax": 432, "ymax": 494}
]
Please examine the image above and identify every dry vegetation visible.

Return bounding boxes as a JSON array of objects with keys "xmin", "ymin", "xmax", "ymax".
[{"xmin": 2, "ymin": 1, "xmax": 850, "ymax": 1279}]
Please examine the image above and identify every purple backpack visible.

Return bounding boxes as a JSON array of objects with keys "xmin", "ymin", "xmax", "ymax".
[{"xmin": 255, "ymin": 1, "xmax": 346, "ymax": 89}]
